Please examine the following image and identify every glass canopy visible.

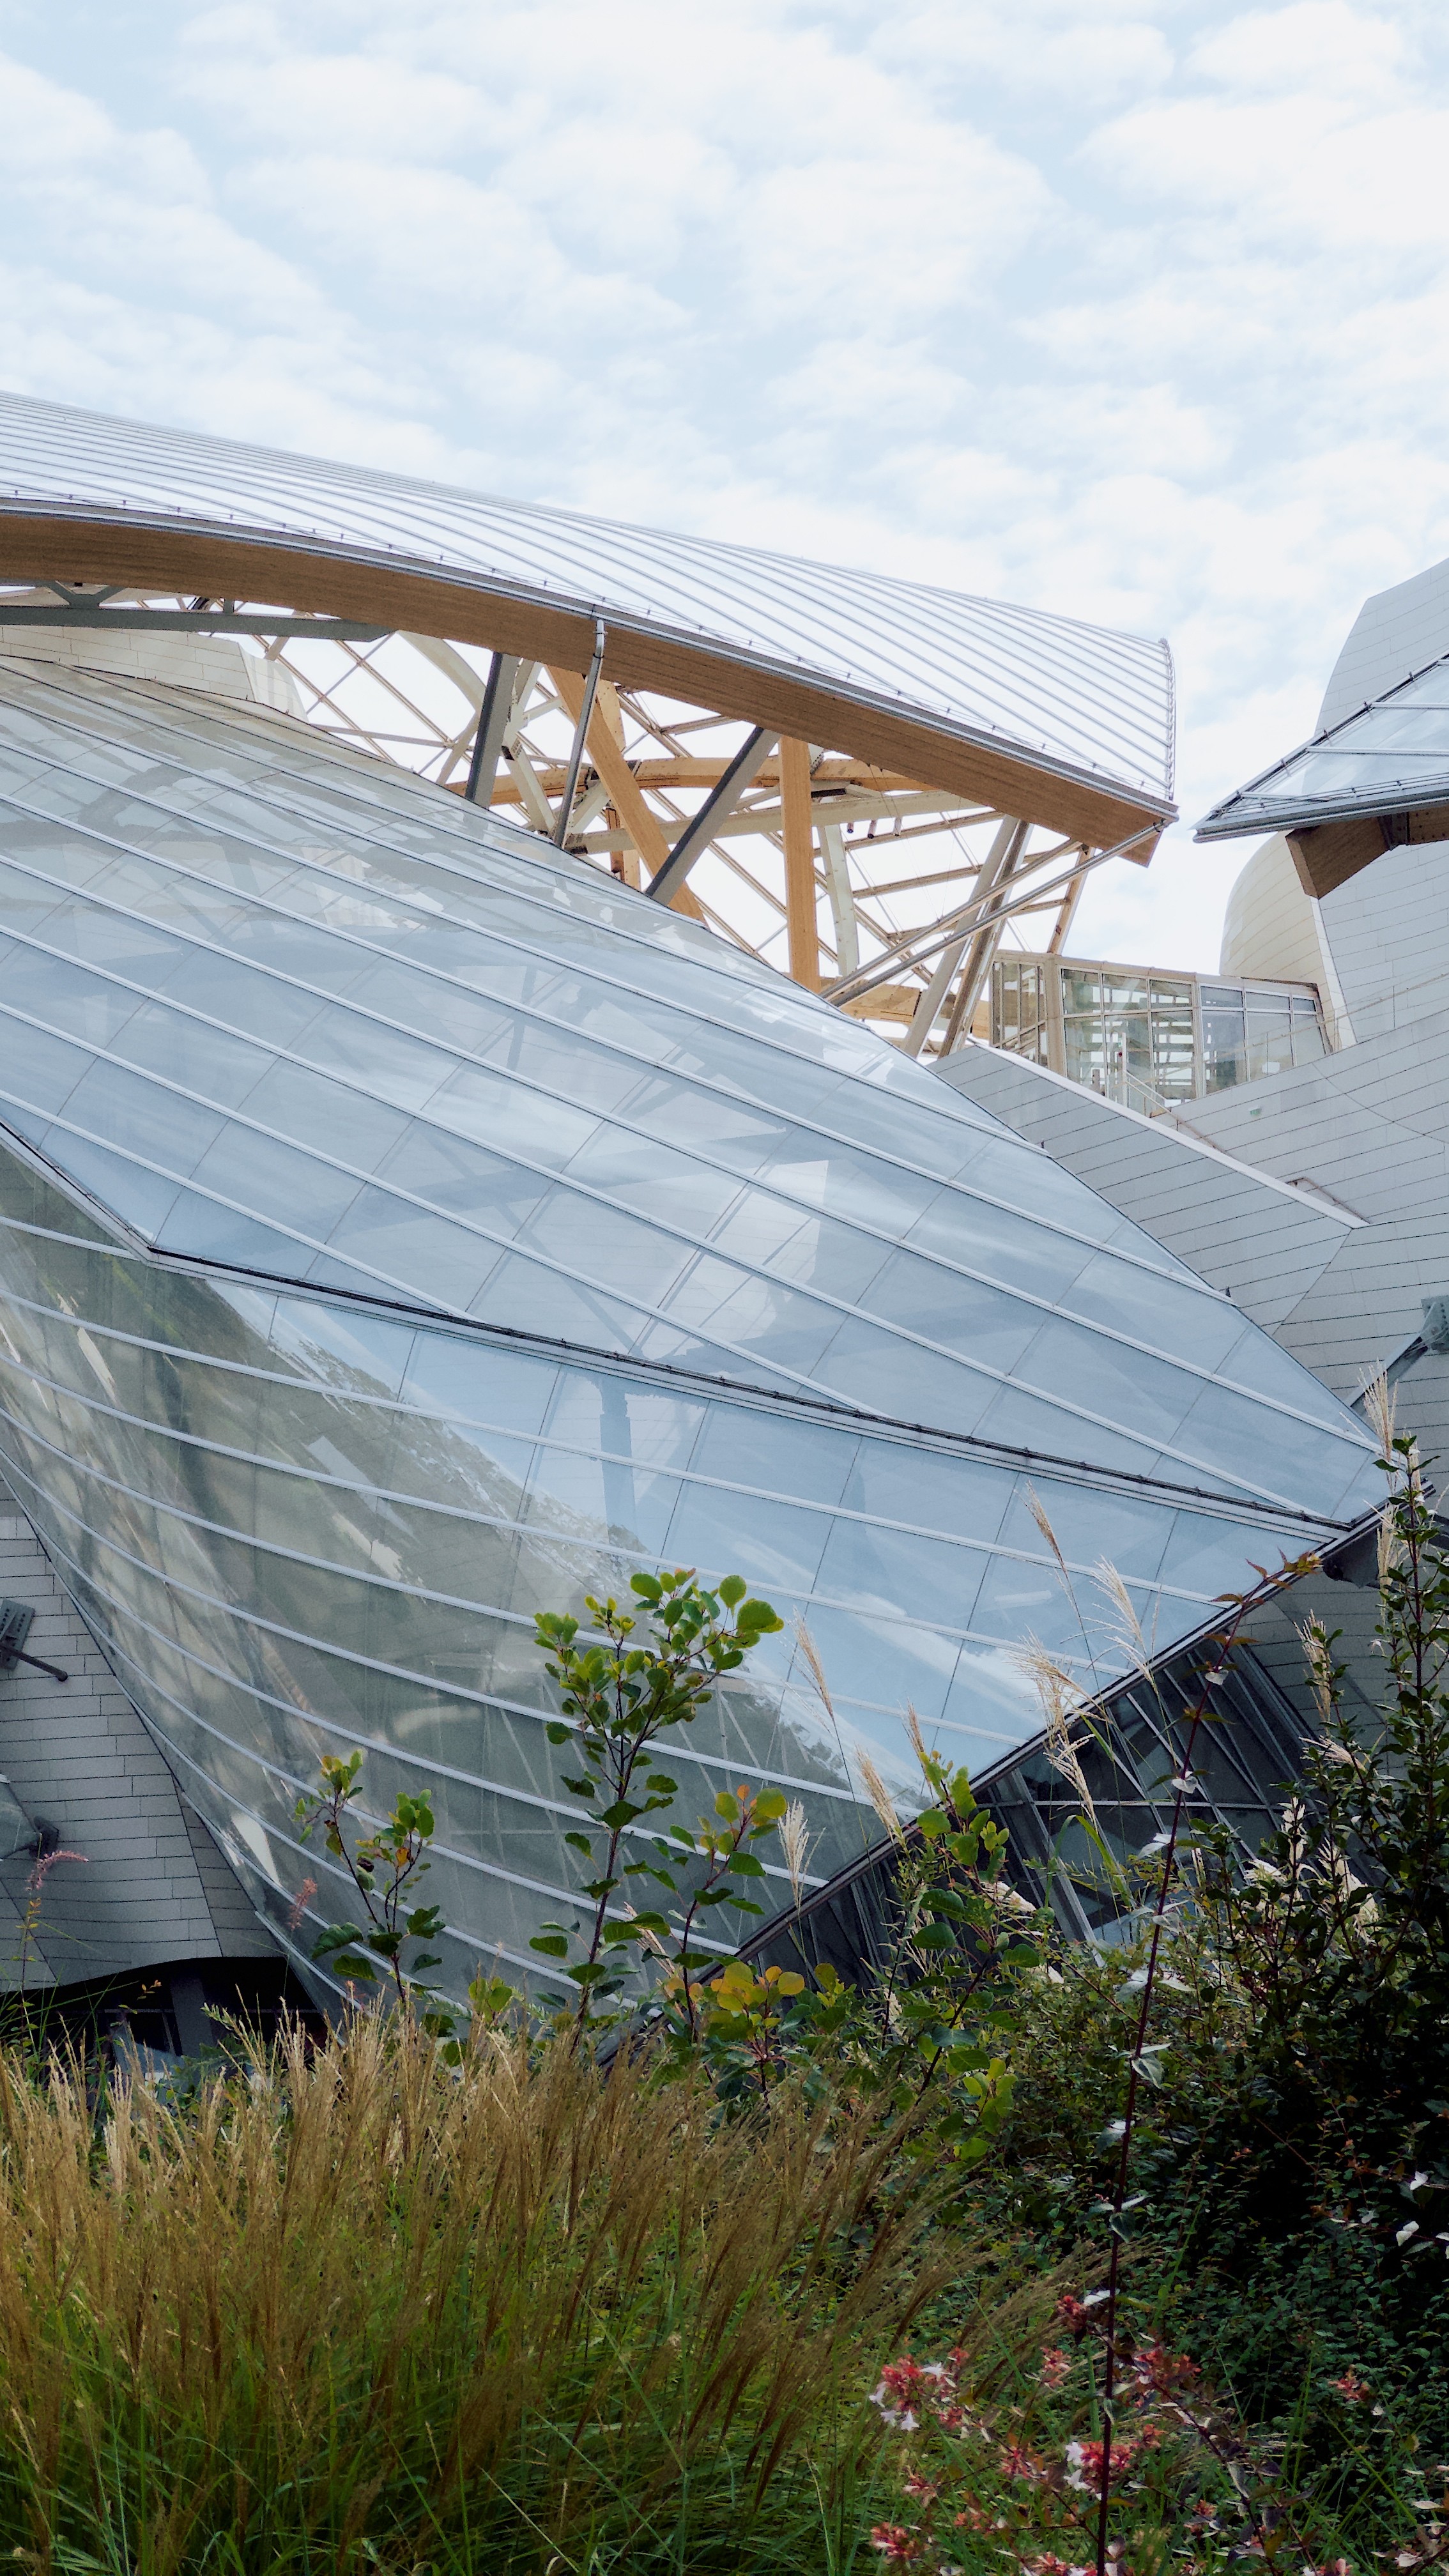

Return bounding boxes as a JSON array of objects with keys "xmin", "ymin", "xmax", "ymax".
[
  {"xmin": 0, "ymin": 655, "xmax": 1379, "ymax": 2003},
  {"xmin": 1197, "ymin": 654, "xmax": 1449, "ymax": 839}
]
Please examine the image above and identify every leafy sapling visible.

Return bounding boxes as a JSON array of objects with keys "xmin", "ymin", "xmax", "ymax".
[
  {"xmin": 295, "ymin": 1749, "xmax": 510, "ymax": 2058},
  {"xmin": 531, "ymin": 1568, "xmax": 783, "ymax": 2032},
  {"xmin": 655, "ymin": 1779, "xmax": 791, "ymax": 2039}
]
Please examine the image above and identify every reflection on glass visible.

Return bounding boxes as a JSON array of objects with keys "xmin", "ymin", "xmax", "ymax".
[{"xmin": 0, "ymin": 1130, "xmax": 1381, "ymax": 2012}]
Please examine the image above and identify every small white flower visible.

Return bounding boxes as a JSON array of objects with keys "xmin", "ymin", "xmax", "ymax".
[
  {"xmin": 1397, "ymin": 2220, "xmax": 1420, "ymax": 2246},
  {"xmin": 1408, "ymin": 2170, "xmax": 1431, "ymax": 2194}
]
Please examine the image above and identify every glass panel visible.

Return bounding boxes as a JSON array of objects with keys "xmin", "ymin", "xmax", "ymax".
[
  {"xmin": 1245, "ymin": 1006, "xmax": 1293, "ymax": 1082},
  {"xmin": 1150, "ymin": 1004, "xmax": 1195, "ymax": 1099},
  {"xmin": 1064, "ymin": 1013, "xmax": 1106, "ymax": 1087},
  {"xmin": 1201, "ymin": 995, "xmax": 1246, "ymax": 1091}
]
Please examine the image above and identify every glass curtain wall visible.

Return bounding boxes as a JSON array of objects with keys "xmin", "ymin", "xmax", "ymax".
[{"xmin": 992, "ymin": 956, "xmax": 1327, "ymax": 1112}]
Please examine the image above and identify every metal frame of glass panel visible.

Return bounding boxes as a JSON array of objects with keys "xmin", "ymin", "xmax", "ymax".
[
  {"xmin": 991, "ymin": 953, "xmax": 1328, "ymax": 1113},
  {"xmin": 0, "ymin": 656, "xmax": 1383, "ymax": 2011},
  {"xmin": 746, "ymin": 1541, "xmax": 1377, "ymax": 1974}
]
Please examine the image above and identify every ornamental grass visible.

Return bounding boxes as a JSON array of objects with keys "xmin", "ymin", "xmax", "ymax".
[{"xmin": 0, "ymin": 2017, "xmax": 945, "ymax": 2575}]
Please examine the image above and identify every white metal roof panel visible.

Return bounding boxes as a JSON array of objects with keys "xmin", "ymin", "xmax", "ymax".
[{"xmin": 0, "ymin": 390, "xmax": 1176, "ymax": 818}]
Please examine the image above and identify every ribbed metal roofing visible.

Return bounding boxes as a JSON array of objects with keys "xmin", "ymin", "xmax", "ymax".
[{"xmin": 0, "ymin": 390, "xmax": 1176, "ymax": 832}]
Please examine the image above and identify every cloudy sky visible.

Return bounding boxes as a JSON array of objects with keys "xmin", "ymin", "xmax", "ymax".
[{"xmin": 0, "ymin": 0, "xmax": 1445, "ymax": 967}]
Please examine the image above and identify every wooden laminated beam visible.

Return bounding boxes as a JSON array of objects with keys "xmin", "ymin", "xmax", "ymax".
[
  {"xmin": 1286, "ymin": 803, "xmax": 1449, "ymax": 900},
  {"xmin": 779, "ymin": 737, "xmax": 820, "ymax": 990},
  {"xmin": 0, "ymin": 510, "xmax": 1170, "ymax": 855},
  {"xmin": 841, "ymin": 984, "xmax": 922, "ymax": 1023}
]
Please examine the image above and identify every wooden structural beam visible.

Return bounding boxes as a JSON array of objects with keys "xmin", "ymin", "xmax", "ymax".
[
  {"xmin": 779, "ymin": 737, "xmax": 820, "ymax": 990},
  {"xmin": 548, "ymin": 665, "xmax": 703, "ymax": 919},
  {"xmin": 1286, "ymin": 803, "xmax": 1449, "ymax": 901},
  {"xmin": 0, "ymin": 511, "xmax": 1170, "ymax": 854}
]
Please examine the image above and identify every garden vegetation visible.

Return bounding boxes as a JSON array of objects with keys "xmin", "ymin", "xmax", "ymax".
[{"xmin": 2, "ymin": 1398, "xmax": 1448, "ymax": 2572}]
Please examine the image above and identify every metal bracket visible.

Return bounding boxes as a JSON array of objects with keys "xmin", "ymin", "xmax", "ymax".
[
  {"xmin": 647, "ymin": 726, "xmax": 777, "ymax": 905},
  {"xmin": 0, "ymin": 1600, "xmax": 68, "ymax": 1683},
  {"xmin": 464, "ymin": 651, "xmax": 521, "ymax": 806},
  {"xmin": 553, "ymin": 621, "xmax": 606, "ymax": 848}
]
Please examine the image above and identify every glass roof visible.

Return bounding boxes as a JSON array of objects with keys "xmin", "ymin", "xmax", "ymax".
[
  {"xmin": 0, "ymin": 652, "xmax": 1375, "ymax": 1534},
  {"xmin": 0, "ymin": 390, "xmax": 1176, "ymax": 814},
  {"xmin": 0, "ymin": 1151, "xmax": 1375, "ymax": 1998},
  {"xmin": 1197, "ymin": 654, "xmax": 1449, "ymax": 840}
]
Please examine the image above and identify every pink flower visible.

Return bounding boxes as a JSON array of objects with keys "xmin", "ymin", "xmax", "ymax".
[
  {"xmin": 1332, "ymin": 2370, "xmax": 1369, "ymax": 2405},
  {"xmin": 1039, "ymin": 2345, "xmax": 1071, "ymax": 2387},
  {"xmin": 1055, "ymin": 2294, "xmax": 1094, "ymax": 2336},
  {"xmin": 1128, "ymin": 2339, "xmax": 1200, "ymax": 2396},
  {"xmin": 1064, "ymin": 2435, "xmax": 1138, "ymax": 2496},
  {"xmin": 870, "ymin": 2525, "xmax": 921, "ymax": 2562},
  {"xmin": 998, "ymin": 2442, "xmax": 1048, "ymax": 2483},
  {"xmin": 875, "ymin": 2359, "xmax": 930, "ymax": 2407}
]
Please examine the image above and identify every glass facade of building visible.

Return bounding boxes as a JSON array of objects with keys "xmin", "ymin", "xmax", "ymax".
[
  {"xmin": 0, "ymin": 656, "xmax": 1381, "ymax": 2004},
  {"xmin": 992, "ymin": 954, "xmax": 1327, "ymax": 1115}
]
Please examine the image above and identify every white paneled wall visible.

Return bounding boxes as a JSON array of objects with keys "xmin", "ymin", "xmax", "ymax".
[{"xmin": 0, "ymin": 1506, "xmax": 273, "ymax": 1988}]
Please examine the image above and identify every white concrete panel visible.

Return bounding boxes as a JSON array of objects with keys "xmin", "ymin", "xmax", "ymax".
[
  {"xmin": 0, "ymin": 622, "xmax": 304, "ymax": 715},
  {"xmin": 1315, "ymin": 840, "xmax": 1449, "ymax": 1045}
]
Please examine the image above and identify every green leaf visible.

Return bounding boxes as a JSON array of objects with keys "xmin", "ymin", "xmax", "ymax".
[
  {"xmin": 529, "ymin": 1933, "xmax": 571, "ymax": 1958},
  {"xmin": 564, "ymin": 1832, "xmax": 595, "ymax": 1855},
  {"xmin": 739, "ymin": 1598, "xmax": 783, "ymax": 1635}
]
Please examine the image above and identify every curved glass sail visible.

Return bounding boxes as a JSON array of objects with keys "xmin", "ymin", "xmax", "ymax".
[{"xmin": 0, "ymin": 657, "xmax": 1378, "ymax": 2002}]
